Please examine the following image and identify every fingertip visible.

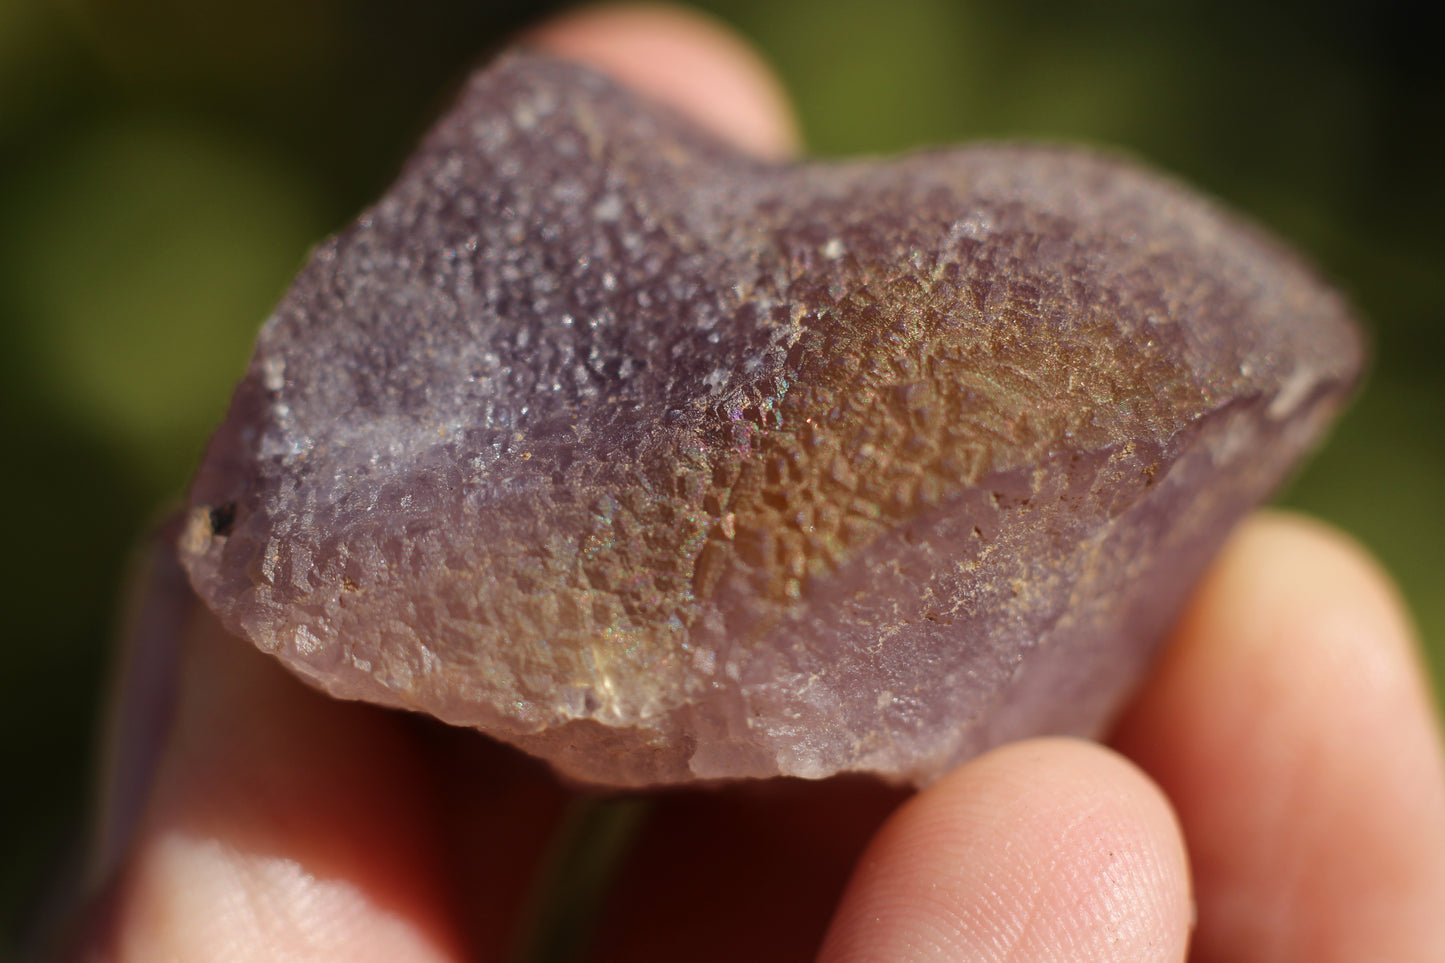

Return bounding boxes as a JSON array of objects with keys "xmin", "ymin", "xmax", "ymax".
[
  {"xmin": 1189, "ymin": 510, "xmax": 1422, "ymax": 685},
  {"xmin": 819, "ymin": 738, "xmax": 1192, "ymax": 963},
  {"xmin": 526, "ymin": 3, "xmax": 801, "ymax": 160},
  {"xmin": 1113, "ymin": 511, "xmax": 1445, "ymax": 962}
]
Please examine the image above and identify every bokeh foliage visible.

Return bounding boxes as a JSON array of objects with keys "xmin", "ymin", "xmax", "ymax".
[{"xmin": 2, "ymin": 0, "xmax": 1440, "ymax": 949}]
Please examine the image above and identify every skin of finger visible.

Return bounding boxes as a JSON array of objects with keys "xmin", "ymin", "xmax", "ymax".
[
  {"xmin": 1111, "ymin": 511, "xmax": 1445, "ymax": 963},
  {"xmin": 817, "ymin": 738, "xmax": 1193, "ymax": 963},
  {"xmin": 525, "ymin": 2, "xmax": 802, "ymax": 159},
  {"xmin": 86, "ymin": 598, "xmax": 470, "ymax": 963}
]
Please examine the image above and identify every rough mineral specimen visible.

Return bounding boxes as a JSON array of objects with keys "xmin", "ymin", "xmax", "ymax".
[{"xmin": 179, "ymin": 52, "xmax": 1363, "ymax": 786}]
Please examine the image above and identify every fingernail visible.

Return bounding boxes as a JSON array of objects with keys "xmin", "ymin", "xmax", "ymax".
[{"xmin": 86, "ymin": 514, "xmax": 191, "ymax": 888}]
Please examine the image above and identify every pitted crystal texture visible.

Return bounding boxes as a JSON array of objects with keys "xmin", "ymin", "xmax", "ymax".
[{"xmin": 180, "ymin": 53, "xmax": 1363, "ymax": 786}]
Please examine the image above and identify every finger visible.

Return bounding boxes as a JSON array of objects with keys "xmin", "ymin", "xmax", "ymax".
[
  {"xmin": 1111, "ymin": 512, "xmax": 1445, "ymax": 962},
  {"xmin": 526, "ymin": 2, "xmax": 802, "ymax": 159},
  {"xmin": 78, "ymin": 566, "xmax": 472, "ymax": 962},
  {"xmin": 817, "ymin": 739, "xmax": 1193, "ymax": 963}
]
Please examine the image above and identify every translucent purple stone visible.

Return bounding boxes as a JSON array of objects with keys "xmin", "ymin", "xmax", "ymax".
[{"xmin": 179, "ymin": 53, "xmax": 1363, "ymax": 786}]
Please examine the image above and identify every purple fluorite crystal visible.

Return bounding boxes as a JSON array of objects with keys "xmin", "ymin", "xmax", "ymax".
[{"xmin": 179, "ymin": 53, "xmax": 1362, "ymax": 786}]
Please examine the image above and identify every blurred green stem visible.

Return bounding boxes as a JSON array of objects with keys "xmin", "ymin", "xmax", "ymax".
[{"xmin": 510, "ymin": 794, "xmax": 652, "ymax": 963}]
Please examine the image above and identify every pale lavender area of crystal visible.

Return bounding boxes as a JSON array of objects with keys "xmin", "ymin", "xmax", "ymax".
[{"xmin": 180, "ymin": 53, "xmax": 1363, "ymax": 786}]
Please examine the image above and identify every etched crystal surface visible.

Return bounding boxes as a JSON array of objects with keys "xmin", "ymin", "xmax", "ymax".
[{"xmin": 180, "ymin": 53, "xmax": 1363, "ymax": 786}]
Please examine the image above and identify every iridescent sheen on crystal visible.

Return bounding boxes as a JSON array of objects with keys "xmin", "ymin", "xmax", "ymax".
[{"xmin": 180, "ymin": 53, "xmax": 1363, "ymax": 786}]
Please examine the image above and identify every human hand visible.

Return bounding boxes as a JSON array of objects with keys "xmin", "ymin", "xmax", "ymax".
[{"xmin": 63, "ymin": 7, "xmax": 1445, "ymax": 960}]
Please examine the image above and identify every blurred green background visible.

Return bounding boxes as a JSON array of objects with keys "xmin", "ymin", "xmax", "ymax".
[{"xmin": 2, "ymin": 0, "xmax": 1440, "ymax": 950}]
